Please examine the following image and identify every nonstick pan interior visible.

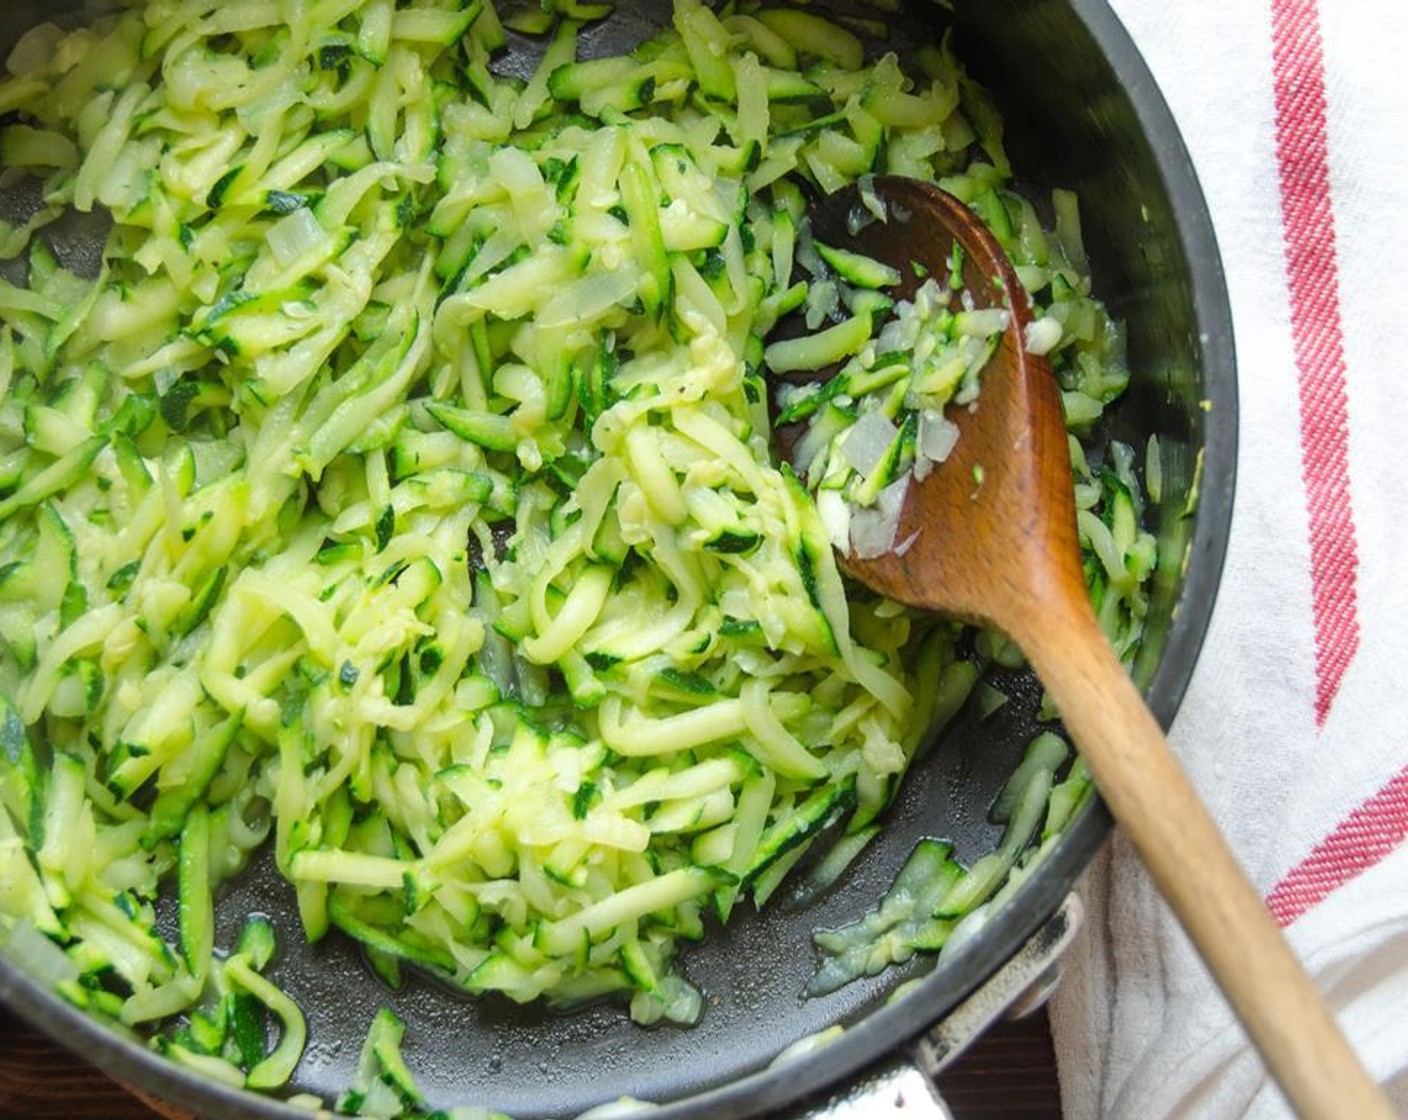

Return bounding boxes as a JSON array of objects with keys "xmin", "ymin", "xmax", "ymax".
[{"xmin": 0, "ymin": 0, "xmax": 1236, "ymax": 1116}]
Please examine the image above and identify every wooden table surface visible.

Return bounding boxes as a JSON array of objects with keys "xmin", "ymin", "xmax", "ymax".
[{"xmin": 0, "ymin": 1000, "xmax": 1062, "ymax": 1119}]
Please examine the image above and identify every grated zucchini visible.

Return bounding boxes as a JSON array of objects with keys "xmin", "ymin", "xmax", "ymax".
[{"xmin": 0, "ymin": 0, "xmax": 1154, "ymax": 1110}]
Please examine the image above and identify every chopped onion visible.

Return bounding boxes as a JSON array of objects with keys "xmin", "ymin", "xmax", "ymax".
[
  {"xmin": 913, "ymin": 409, "xmax": 960, "ymax": 479},
  {"xmin": 804, "ymin": 278, "xmax": 839, "ymax": 329},
  {"xmin": 795, "ymin": 227, "xmax": 828, "ymax": 281},
  {"xmin": 911, "ymin": 277, "xmax": 944, "ymax": 319},
  {"xmin": 792, "ymin": 415, "xmax": 838, "ymax": 483},
  {"xmin": 849, "ymin": 475, "xmax": 910, "ymax": 559},
  {"xmin": 854, "ymin": 173, "xmax": 887, "ymax": 230},
  {"xmin": 874, "ymin": 280, "xmax": 948, "ymax": 357},
  {"xmin": 875, "ymin": 307, "xmax": 919, "ymax": 354},
  {"xmin": 840, "ymin": 409, "xmax": 899, "ymax": 476},
  {"xmin": 1023, "ymin": 315, "xmax": 1063, "ymax": 356},
  {"xmin": 266, "ymin": 206, "xmax": 327, "ymax": 267}
]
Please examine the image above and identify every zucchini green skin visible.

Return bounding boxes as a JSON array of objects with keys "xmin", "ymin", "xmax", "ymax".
[{"xmin": 0, "ymin": 0, "xmax": 1144, "ymax": 1096}]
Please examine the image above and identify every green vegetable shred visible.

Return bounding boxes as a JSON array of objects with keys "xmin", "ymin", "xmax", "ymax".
[{"xmin": 0, "ymin": 0, "xmax": 1156, "ymax": 1106}]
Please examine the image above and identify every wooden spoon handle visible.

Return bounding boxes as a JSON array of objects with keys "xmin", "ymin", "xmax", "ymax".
[{"xmin": 1014, "ymin": 595, "xmax": 1393, "ymax": 1120}]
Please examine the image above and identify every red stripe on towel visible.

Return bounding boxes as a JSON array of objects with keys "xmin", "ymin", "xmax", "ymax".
[
  {"xmin": 1270, "ymin": 0, "xmax": 1360, "ymax": 727},
  {"xmin": 1267, "ymin": 764, "xmax": 1408, "ymax": 927}
]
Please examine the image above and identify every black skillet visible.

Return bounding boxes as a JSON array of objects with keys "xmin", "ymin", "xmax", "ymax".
[{"xmin": 0, "ymin": 0, "xmax": 1237, "ymax": 1115}]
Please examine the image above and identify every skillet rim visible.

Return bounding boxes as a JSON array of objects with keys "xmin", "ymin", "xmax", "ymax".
[{"xmin": 0, "ymin": 0, "xmax": 1238, "ymax": 1114}]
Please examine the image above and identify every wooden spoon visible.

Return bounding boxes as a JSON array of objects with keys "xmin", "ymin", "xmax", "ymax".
[{"xmin": 786, "ymin": 176, "xmax": 1392, "ymax": 1120}]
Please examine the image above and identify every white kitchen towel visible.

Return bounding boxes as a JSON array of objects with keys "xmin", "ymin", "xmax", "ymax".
[{"xmin": 1048, "ymin": 1, "xmax": 1408, "ymax": 1117}]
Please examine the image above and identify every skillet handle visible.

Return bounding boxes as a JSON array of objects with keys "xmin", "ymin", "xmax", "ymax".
[
  {"xmin": 791, "ymin": 1057, "xmax": 956, "ymax": 1120},
  {"xmin": 788, "ymin": 894, "xmax": 1084, "ymax": 1120}
]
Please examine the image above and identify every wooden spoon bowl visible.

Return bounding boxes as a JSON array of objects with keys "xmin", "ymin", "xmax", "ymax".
[
  {"xmin": 781, "ymin": 176, "xmax": 1392, "ymax": 1120},
  {"xmin": 798, "ymin": 177, "xmax": 1079, "ymax": 624}
]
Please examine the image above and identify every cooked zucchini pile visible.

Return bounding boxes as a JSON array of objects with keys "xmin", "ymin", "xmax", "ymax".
[{"xmin": 0, "ymin": 0, "xmax": 1154, "ymax": 1100}]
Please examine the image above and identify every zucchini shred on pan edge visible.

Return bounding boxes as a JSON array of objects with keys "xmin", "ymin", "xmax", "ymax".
[{"xmin": 0, "ymin": 0, "xmax": 1157, "ymax": 1102}]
